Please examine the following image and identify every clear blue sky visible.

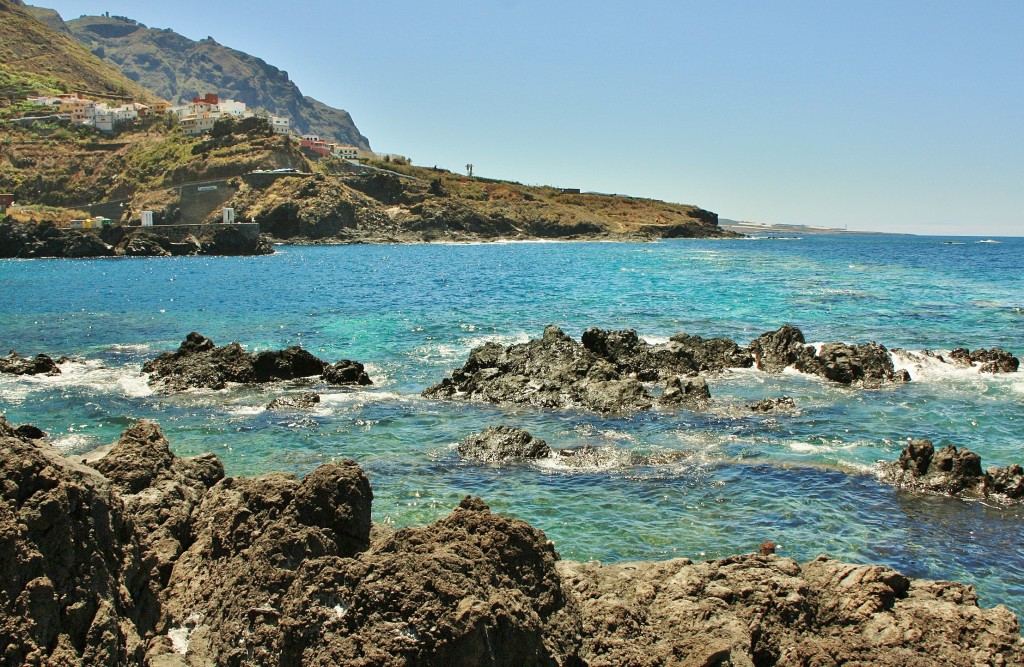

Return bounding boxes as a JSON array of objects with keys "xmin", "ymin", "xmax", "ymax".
[{"xmin": 39, "ymin": 1, "xmax": 1024, "ymax": 235}]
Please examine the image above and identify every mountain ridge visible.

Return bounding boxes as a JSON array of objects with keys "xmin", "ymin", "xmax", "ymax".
[{"xmin": 39, "ymin": 9, "xmax": 369, "ymax": 149}]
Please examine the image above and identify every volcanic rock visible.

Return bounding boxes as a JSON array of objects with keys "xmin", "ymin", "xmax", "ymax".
[
  {"xmin": 156, "ymin": 460, "xmax": 374, "ymax": 665},
  {"xmin": 970, "ymin": 348, "xmax": 1020, "ymax": 373},
  {"xmin": 747, "ymin": 396, "xmax": 797, "ymax": 412},
  {"xmin": 751, "ymin": 325, "xmax": 909, "ymax": 386},
  {"xmin": 659, "ymin": 375, "xmax": 710, "ymax": 409},
  {"xmin": 667, "ymin": 332, "xmax": 754, "ymax": 371},
  {"xmin": 0, "ymin": 350, "xmax": 62, "ymax": 375},
  {"xmin": 89, "ymin": 421, "xmax": 224, "ymax": 584},
  {"xmin": 0, "ymin": 417, "xmax": 159, "ymax": 666},
  {"xmin": 424, "ymin": 326, "xmax": 689, "ymax": 415},
  {"xmin": 458, "ymin": 426, "xmax": 552, "ymax": 462},
  {"xmin": 322, "ymin": 359, "xmax": 372, "ymax": 386},
  {"xmin": 143, "ymin": 333, "xmax": 371, "ymax": 392},
  {"xmin": 560, "ymin": 553, "xmax": 1023, "ymax": 667},
  {"xmin": 882, "ymin": 439, "xmax": 1024, "ymax": 501}
]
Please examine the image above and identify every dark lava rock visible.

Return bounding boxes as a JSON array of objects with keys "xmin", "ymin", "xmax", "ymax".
[
  {"xmin": 749, "ymin": 324, "xmax": 813, "ymax": 373},
  {"xmin": 808, "ymin": 341, "xmax": 908, "ymax": 387},
  {"xmin": 0, "ymin": 350, "xmax": 62, "ymax": 375},
  {"xmin": 267, "ymin": 392, "xmax": 322, "ymax": 411},
  {"xmin": 747, "ymin": 396, "xmax": 797, "ymax": 412},
  {"xmin": 265, "ymin": 496, "xmax": 581, "ymax": 667},
  {"xmin": 667, "ymin": 332, "xmax": 754, "ymax": 371},
  {"xmin": 750, "ymin": 325, "xmax": 909, "ymax": 386},
  {"xmin": 3, "ymin": 416, "xmax": 1023, "ymax": 666},
  {"xmin": 14, "ymin": 423, "xmax": 47, "ymax": 439},
  {"xmin": 424, "ymin": 325, "xmax": 690, "ymax": 415},
  {"xmin": 89, "ymin": 421, "xmax": 224, "ymax": 584},
  {"xmin": 143, "ymin": 333, "xmax": 369, "ymax": 393},
  {"xmin": 119, "ymin": 234, "xmax": 171, "ymax": 257},
  {"xmin": 970, "ymin": 348, "xmax": 1020, "ymax": 373},
  {"xmin": 156, "ymin": 460, "xmax": 375, "ymax": 665},
  {"xmin": 882, "ymin": 439, "xmax": 1024, "ymax": 501},
  {"xmin": 62, "ymin": 231, "xmax": 114, "ymax": 258},
  {"xmin": 322, "ymin": 359, "xmax": 373, "ymax": 386},
  {"xmin": 0, "ymin": 417, "xmax": 159, "ymax": 666},
  {"xmin": 659, "ymin": 375, "xmax": 710, "ymax": 409},
  {"xmin": 458, "ymin": 426, "xmax": 552, "ymax": 462}
]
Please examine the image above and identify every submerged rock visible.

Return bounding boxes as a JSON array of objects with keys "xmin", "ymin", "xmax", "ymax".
[
  {"xmin": 267, "ymin": 392, "xmax": 322, "ymax": 410},
  {"xmin": 747, "ymin": 396, "xmax": 797, "ymax": 412},
  {"xmin": 0, "ymin": 350, "xmax": 62, "ymax": 376},
  {"xmin": 142, "ymin": 332, "xmax": 372, "ymax": 392},
  {"xmin": 882, "ymin": 439, "xmax": 1024, "ymax": 501}
]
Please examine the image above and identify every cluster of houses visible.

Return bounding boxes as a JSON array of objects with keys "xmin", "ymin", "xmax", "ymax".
[
  {"xmin": 23, "ymin": 92, "xmax": 368, "ymax": 162},
  {"xmin": 24, "ymin": 92, "xmax": 293, "ymax": 137}
]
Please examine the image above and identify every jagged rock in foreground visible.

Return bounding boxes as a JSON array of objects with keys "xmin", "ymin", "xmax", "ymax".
[
  {"xmin": 0, "ymin": 350, "xmax": 62, "ymax": 376},
  {"xmin": 0, "ymin": 417, "xmax": 159, "ymax": 666},
  {"xmin": 423, "ymin": 326, "xmax": 712, "ymax": 415},
  {"xmin": 881, "ymin": 439, "xmax": 1024, "ymax": 501},
  {"xmin": 142, "ymin": 332, "xmax": 373, "ymax": 392},
  {"xmin": 3, "ymin": 418, "xmax": 1023, "ymax": 666},
  {"xmin": 561, "ymin": 554, "xmax": 1023, "ymax": 667},
  {"xmin": 266, "ymin": 392, "xmax": 322, "ymax": 410}
]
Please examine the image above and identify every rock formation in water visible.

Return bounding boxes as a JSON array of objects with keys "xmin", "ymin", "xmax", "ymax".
[
  {"xmin": 424, "ymin": 324, "xmax": 922, "ymax": 415},
  {"xmin": 2, "ymin": 417, "xmax": 1022, "ymax": 666},
  {"xmin": 904, "ymin": 347, "xmax": 1021, "ymax": 374},
  {"xmin": 0, "ymin": 350, "xmax": 63, "ymax": 376},
  {"xmin": 423, "ymin": 326, "xmax": 713, "ymax": 415},
  {"xmin": 458, "ymin": 426, "xmax": 553, "ymax": 463},
  {"xmin": 881, "ymin": 439, "xmax": 1024, "ymax": 501},
  {"xmin": 266, "ymin": 392, "xmax": 322, "ymax": 411},
  {"xmin": 142, "ymin": 332, "xmax": 372, "ymax": 392},
  {"xmin": 749, "ymin": 324, "xmax": 911, "ymax": 386}
]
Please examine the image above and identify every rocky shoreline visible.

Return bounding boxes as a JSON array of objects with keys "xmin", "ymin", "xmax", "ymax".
[
  {"xmin": 2, "ymin": 417, "xmax": 1022, "ymax": 666},
  {"xmin": 0, "ymin": 221, "xmax": 273, "ymax": 259}
]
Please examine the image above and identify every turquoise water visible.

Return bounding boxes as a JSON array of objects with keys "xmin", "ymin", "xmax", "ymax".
[{"xmin": 2, "ymin": 235, "xmax": 1022, "ymax": 617}]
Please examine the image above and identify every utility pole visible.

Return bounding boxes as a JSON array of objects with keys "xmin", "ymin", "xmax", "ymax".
[{"xmin": 465, "ymin": 163, "xmax": 474, "ymax": 178}]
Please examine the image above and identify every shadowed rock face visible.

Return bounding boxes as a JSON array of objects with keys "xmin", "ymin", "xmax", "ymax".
[
  {"xmin": 142, "ymin": 332, "xmax": 372, "ymax": 392},
  {"xmin": 881, "ymin": 439, "xmax": 1024, "ymax": 501},
  {"xmin": 3, "ymin": 418, "xmax": 1023, "ymax": 666}
]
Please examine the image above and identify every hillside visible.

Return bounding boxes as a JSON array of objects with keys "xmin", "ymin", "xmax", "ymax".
[
  {"xmin": 49, "ymin": 11, "xmax": 369, "ymax": 149},
  {"xmin": 0, "ymin": 0, "xmax": 157, "ymax": 103}
]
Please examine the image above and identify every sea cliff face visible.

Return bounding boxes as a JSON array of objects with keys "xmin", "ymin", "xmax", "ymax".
[{"xmin": 2, "ymin": 417, "xmax": 1021, "ymax": 666}]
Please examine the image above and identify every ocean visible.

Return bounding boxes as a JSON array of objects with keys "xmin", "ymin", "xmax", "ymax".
[{"xmin": 2, "ymin": 234, "xmax": 1022, "ymax": 617}]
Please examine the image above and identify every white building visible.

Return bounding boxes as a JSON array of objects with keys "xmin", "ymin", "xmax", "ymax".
[{"xmin": 268, "ymin": 115, "xmax": 290, "ymax": 134}]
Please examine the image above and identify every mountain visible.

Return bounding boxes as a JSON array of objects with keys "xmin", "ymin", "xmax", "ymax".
[
  {"xmin": 49, "ymin": 11, "xmax": 369, "ymax": 149},
  {"xmin": 0, "ymin": 0, "xmax": 158, "ymax": 103}
]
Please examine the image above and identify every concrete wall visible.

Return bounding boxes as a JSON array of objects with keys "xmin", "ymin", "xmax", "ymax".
[{"xmin": 178, "ymin": 180, "xmax": 237, "ymax": 224}]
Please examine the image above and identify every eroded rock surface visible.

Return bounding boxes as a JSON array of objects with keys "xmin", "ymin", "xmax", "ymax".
[
  {"xmin": 561, "ymin": 553, "xmax": 1023, "ymax": 667},
  {"xmin": 142, "ymin": 332, "xmax": 372, "ymax": 392},
  {"xmin": 0, "ymin": 417, "xmax": 158, "ymax": 666},
  {"xmin": 751, "ymin": 325, "xmax": 910, "ymax": 386},
  {"xmin": 881, "ymin": 439, "xmax": 1024, "ymax": 501}
]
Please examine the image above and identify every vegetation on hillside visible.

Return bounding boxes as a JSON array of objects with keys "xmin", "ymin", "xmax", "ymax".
[{"xmin": 0, "ymin": 0, "xmax": 157, "ymax": 103}]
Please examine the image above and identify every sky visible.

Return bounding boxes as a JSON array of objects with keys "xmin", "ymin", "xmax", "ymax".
[{"xmin": 36, "ymin": 1, "xmax": 1024, "ymax": 235}]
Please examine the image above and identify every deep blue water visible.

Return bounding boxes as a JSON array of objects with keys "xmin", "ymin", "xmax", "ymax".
[{"xmin": 2, "ymin": 234, "xmax": 1022, "ymax": 617}]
